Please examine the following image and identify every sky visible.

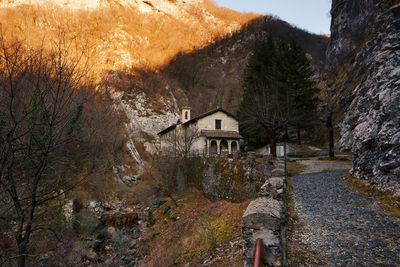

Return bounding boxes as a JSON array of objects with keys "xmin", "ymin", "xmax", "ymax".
[{"xmin": 213, "ymin": 0, "xmax": 332, "ymax": 34}]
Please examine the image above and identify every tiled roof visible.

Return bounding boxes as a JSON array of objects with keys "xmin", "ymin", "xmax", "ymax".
[
  {"xmin": 158, "ymin": 107, "xmax": 238, "ymax": 136},
  {"xmin": 157, "ymin": 123, "xmax": 178, "ymax": 135},
  {"xmin": 183, "ymin": 107, "xmax": 238, "ymax": 126},
  {"xmin": 201, "ymin": 130, "xmax": 243, "ymax": 139}
]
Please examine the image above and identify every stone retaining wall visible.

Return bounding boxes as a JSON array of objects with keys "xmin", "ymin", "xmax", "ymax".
[
  {"xmin": 155, "ymin": 153, "xmax": 274, "ymax": 202},
  {"xmin": 242, "ymin": 159, "xmax": 287, "ymax": 267},
  {"xmin": 201, "ymin": 153, "xmax": 273, "ymax": 202}
]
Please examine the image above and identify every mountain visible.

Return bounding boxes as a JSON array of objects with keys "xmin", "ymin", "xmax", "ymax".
[
  {"xmin": 327, "ymin": 0, "xmax": 400, "ymax": 194},
  {"xmin": 0, "ymin": 0, "xmax": 329, "ymax": 172}
]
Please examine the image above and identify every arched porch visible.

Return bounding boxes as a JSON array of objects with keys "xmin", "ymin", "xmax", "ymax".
[{"xmin": 207, "ymin": 139, "xmax": 240, "ymax": 156}]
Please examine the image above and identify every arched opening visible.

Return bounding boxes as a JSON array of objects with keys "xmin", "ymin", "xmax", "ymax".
[
  {"xmin": 220, "ymin": 140, "xmax": 228, "ymax": 154},
  {"xmin": 184, "ymin": 111, "xmax": 188, "ymax": 120},
  {"xmin": 210, "ymin": 140, "xmax": 217, "ymax": 155},
  {"xmin": 231, "ymin": 141, "xmax": 238, "ymax": 153}
]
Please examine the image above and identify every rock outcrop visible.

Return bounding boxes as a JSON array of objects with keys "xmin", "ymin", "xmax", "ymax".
[{"xmin": 327, "ymin": 0, "xmax": 400, "ymax": 194}]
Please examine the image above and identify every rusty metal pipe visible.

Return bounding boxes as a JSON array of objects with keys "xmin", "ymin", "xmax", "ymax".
[{"xmin": 254, "ymin": 238, "xmax": 263, "ymax": 267}]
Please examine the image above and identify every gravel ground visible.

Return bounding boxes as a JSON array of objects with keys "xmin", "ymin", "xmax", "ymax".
[
  {"xmin": 296, "ymin": 159, "xmax": 353, "ymax": 174},
  {"xmin": 292, "ymin": 170, "xmax": 400, "ymax": 266}
]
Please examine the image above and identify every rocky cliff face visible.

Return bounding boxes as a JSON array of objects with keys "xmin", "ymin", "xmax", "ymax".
[{"xmin": 327, "ymin": 0, "xmax": 400, "ymax": 194}]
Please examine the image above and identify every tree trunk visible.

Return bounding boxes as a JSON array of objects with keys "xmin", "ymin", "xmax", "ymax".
[
  {"xmin": 297, "ymin": 128, "xmax": 301, "ymax": 145},
  {"xmin": 329, "ymin": 126, "xmax": 334, "ymax": 159},
  {"xmin": 327, "ymin": 113, "xmax": 334, "ymax": 159},
  {"xmin": 270, "ymin": 134, "xmax": 277, "ymax": 157},
  {"xmin": 285, "ymin": 129, "xmax": 289, "ymax": 143},
  {"xmin": 17, "ymin": 242, "xmax": 27, "ymax": 267}
]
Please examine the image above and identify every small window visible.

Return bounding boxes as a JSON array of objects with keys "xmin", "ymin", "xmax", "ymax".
[
  {"xmin": 215, "ymin": 119, "xmax": 221, "ymax": 130},
  {"xmin": 185, "ymin": 111, "xmax": 188, "ymax": 120}
]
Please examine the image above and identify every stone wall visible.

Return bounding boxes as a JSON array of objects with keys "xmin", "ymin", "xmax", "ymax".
[
  {"xmin": 242, "ymin": 160, "xmax": 288, "ymax": 267},
  {"xmin": 155, "ymin": 153, "xmax": 274, "ymax": 202},
  {"xmin": 199, "ymin": 153, "xmax": 273, "ymax": 202}
]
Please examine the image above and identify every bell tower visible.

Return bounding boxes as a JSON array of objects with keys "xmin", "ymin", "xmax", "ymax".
[{"xmin": 181, "ymin": 107, "xmax": 191, "ymax": 123}]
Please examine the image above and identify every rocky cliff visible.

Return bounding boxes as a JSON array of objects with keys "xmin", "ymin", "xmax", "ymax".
[{"xmin": 327, "ymin": 0, "xmax": 400, "ymax": 194}]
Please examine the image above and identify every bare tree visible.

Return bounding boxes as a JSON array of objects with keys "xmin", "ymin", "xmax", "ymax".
[
  {"xmin": 163, "ymin": 124, "xmax": 201, "ymax": 158},
  {"xmin": 176, "ymin": 125, "xmax": 201, "ymax": 158},
  {"xmin": 155, "ymin": 124, "xmax": 200, "ymax": 204},
  {"xmin": 0, "ymin": 32, "xmax": 123, "ymax": 266},
  {"xmin": 238, "ymin": 81, "xmax": 289, "ymax": 156},
  {"xmin": 324, "ymin": 110, "xmax": 335, "ymax": 159}
]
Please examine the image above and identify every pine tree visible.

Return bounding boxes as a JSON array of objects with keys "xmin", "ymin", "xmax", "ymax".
[
  {"xmin": 238, "ymin": 38, "xmax": 319, "ymax": 155},
  {"xmin": 281, "ymin": 42, "xmax": 319, "ymax": 144}
]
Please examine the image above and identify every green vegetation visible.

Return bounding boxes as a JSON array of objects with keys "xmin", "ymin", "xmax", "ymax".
[{"xmin": 238, "ymin": 38, "xmax": 319, "ymax": 155}]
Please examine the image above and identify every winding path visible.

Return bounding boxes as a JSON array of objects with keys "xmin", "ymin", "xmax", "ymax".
[{"xmin": 291, "ymin": 160, "xmax": 400, "ymax": 266}]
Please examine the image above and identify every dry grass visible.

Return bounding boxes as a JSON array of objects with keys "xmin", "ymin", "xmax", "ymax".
[
  {"xmin": 143, "ymin": 188, "xmax": 250, "ymax": 266},
  {"xmin": 344, "ymin": 172, "xmax": 400, "ymax": 219},
  {"xmin": 286, "ymin": 160, "xmax": 306, "ymax": 177},
  {"xmin": 115, "ymin": 169, "xmax": 161, "ymax": 207},
  {"xmin": 204, "ymin": 0, "xmax": 258, "ymax": 26}
]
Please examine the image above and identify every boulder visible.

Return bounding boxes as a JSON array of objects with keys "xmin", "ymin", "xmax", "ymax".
[
  {"xmin": 63, "ymin": 196, "xmax": 82, "ymax": 223},
  {"xmin": 242, "ymin": 198, "xmax": 284, "ymax": 231},
  {"xmin": 263, "ymin": 154, "xmax": 273, "ymax": 163},
  {"xmin": 243, "ymin": 228, "xmax": 282, "ymax": 267},
  {"xmin": 242, "ymin": 197, "xmax": 286, "ymax": 267},
  {"xmin": 259, "ymin": 177, "xmax": 286, "ymax": 199},
  {"xmin": 121, "ymin": 175, "xmax": 137, "ymax": 186},
  {"xmin": 87, "ymin": 201, "xmax": 105, "ymax": 219},
  {"xmin": 271, "ymin": 168, "xmax": 285, "ymax": 177},
  {"xmin": 247, "ymin": 152, "xmax": 256, "ymax": 160}
]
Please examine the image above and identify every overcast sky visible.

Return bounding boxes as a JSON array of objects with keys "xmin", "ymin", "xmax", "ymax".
[{"xmin": 213, "ymin": 0, "xmax": 332, "ymax": 34}]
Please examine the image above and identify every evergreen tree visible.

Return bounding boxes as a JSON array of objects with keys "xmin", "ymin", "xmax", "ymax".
[
  {"xmin": 281, "ymin": 42, "xmax": 319, "ymax": 144},
  {"xmin": 238, "ymin": 38, "xmax": 319, "ymax": 155}
]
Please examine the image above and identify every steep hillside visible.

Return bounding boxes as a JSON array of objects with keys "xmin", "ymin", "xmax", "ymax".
[
  {"xmin": 0, "ymin": 0, "xmax": 255, "ymax": 70},
  {"xmin": 0, "ymin": 0, "xmax": 257, "ymax": 163},
  {"xmin": 327, "ymin": 0, "xmax": 400, "ymax": 194},
  {"xmin": 163, "ymin": 16, "xmax": 328, "ymax": 115},
  {"xmin": 108, "ymin": 16, "xmax": 329, "ymax": 140},
  {"xmin": 0, "ymin": 0, "xmax": 329, "ymax": 170}
]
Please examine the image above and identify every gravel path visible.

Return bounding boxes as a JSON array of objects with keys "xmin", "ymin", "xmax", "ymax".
[
  {"xmin": 296, "ymin": 159, "xmax": 353, "ymax": 174},
  {"xmin": 292, "ymin": 167, "xmax": 400, "ymax": 266}
]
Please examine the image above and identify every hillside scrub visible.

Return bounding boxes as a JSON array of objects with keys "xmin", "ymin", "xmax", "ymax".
[
  {"xmin": 0, "ymin": 33, "xmax": 125, "ymax": 266},
  {"xmin": 143, "ymin": 188, "xmax": 249, "ymax": 266}
]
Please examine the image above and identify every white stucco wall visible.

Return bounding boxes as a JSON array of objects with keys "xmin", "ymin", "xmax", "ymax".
[
  {"xmin": 192, "ymin": 135, "xmax": 207, "ymax": 154},
  {"xmin": 159, "ymin": 111, "xmax": 240, "ymax": 155},
  {"xmin": 197, "ymin": 111, "xmax": 239, "ymax": 132},
  {"xmin": 160, "ymin": 129, "xmax": 175, "ymax": 153},
  {"xmin": 160, "ymin": 122, "xmax": 206, "ymax": 155}
]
